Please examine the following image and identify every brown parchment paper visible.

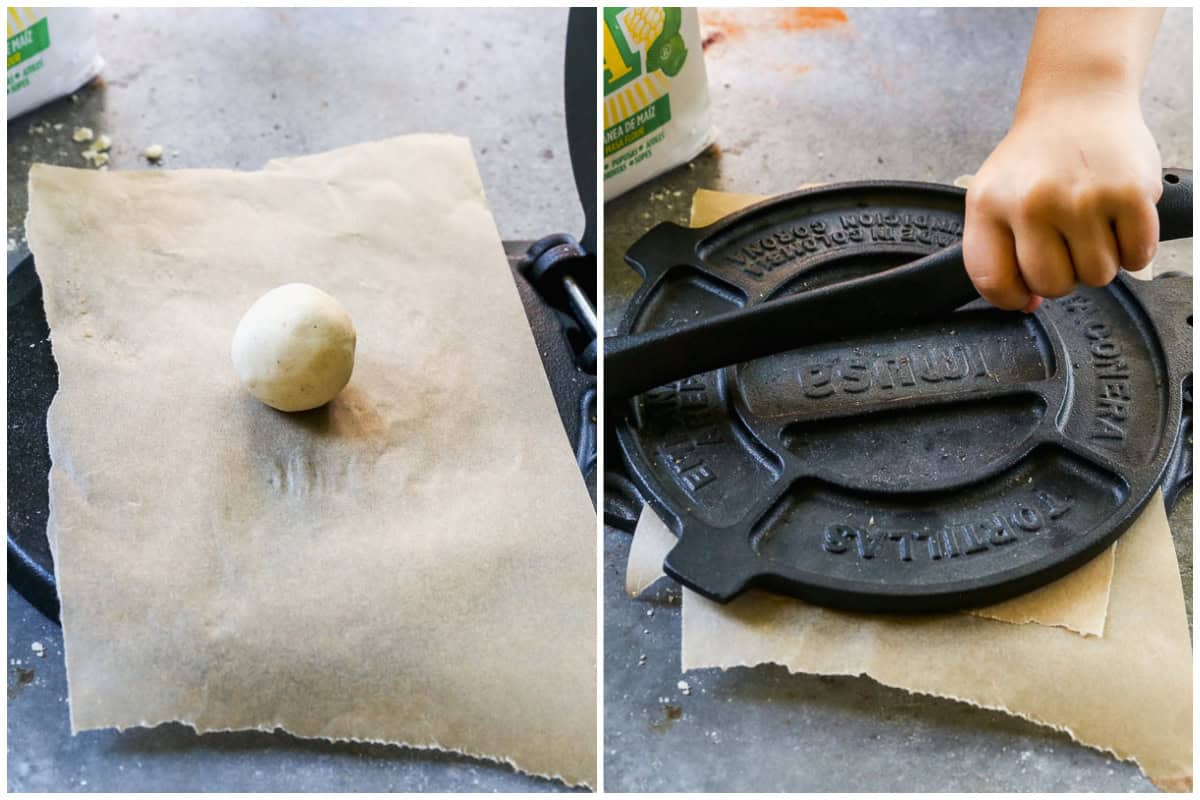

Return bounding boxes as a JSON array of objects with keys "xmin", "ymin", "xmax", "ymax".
[
  {"xmin": 665, "ymin": 188, "xmax": 1190, "ymax": 790},
  {"xmin": 681, "ymin": 495, "xmax": 1191, "ymax": 791},
  {"xmin": 27, "ymin": 135, "xmax": 596, "ymax": 788}
]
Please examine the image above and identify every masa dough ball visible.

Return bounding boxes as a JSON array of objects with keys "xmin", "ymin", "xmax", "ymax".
[{"xmin": 232, "ymin": 283, "xmax": 356, "ymax": 412}]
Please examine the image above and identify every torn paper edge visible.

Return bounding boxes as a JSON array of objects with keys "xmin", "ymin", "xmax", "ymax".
[
  {"xmin": 682, "ymin": 651, "xmax": 1188, "ymax": 792},
  {"xmin": 965, "ymin": 540, "xmax": 1117, "ymax": 638},
  {"xmin": 83, "ymin": 716, "xmax": 592, "ymax": 789}
]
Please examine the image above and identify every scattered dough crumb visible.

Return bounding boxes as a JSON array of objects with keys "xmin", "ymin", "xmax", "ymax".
[
  {"xmin": 95, "ymin": 134, "xmax": 112, "ymax": 152},
  {"xmin": 677, "ymin": 680, "xmax": 691, "ymax": 696},
  {"xmin": 646, "ymin": 608, "xmax": 654, "ymax": 617},
  {"xmin": 81, "ymin": 149, "xmax": 109, "ymax": 167},
  {"xmin": 638, "ymin": 654, "xmax": 647, "ymax": 666},
  {"xmin": 144, "ymin": 144, "xmax": 164, "ymax": 162},
  {"xmin": 53, "ymin": 122, "xmax": 65, "ymax": 131},
  {"xmin": 72, "ymin": 126, "xmax": 94, "ymax": 143},
  {"xmin": 31, "ymin": 642, "xmax": 44, "ymax": 657}
]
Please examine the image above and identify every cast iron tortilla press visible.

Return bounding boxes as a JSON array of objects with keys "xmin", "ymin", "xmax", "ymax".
[{"xmin": 608, "ymin": 169, "xmax": 1192, "ymax": 612}]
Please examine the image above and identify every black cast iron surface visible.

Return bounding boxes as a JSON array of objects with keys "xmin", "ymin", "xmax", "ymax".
[
  {"xmin": 612, "ymin": 180, "xmax": 1192, "ymax": 611},
  {"xmin": 6, "ymin": 242, "xmax": 596, "ymax": 622},
  {"xmin": 605, "ymin": 170, "xmax": 1192, "ymax": 401}
]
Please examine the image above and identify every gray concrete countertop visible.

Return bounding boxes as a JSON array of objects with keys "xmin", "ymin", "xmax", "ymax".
[
  {"xmin": 7, "ymin": 7, "xmax": 583, "ymax": 793},
  {"xmin": 603, "ymin": 7, "xmax": 1191, "ymax": 792},
  {"xmin": 8, "ymin": 7, "xmax": 583, "ymax": 253}
]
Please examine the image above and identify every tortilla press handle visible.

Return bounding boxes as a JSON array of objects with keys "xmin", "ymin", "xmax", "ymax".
[
  {"xmin": 605, "ymin": 168, "xmax": 1194, "ymax": 403},
  {"xmin": 1157, "ymin": 168, "xmax": 1192, "ymax": 241}
]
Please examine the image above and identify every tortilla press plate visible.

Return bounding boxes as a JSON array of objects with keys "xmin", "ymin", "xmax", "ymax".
[{"xmin": 613, "ymin": 180, "xmax": 1192, "ymax": 611}]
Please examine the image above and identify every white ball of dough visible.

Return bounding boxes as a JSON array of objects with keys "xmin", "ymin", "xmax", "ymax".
[{"xmin": 231, "ymin": 283, "xmax": 356, "ymax": 412}]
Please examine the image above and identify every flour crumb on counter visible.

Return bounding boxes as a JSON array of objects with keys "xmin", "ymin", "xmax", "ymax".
[
  {"xmin": 94, "ymin": 134, "xmax": 112, "ymax": 152},
  {"xmin": 677, "ymin": 680, "xmax": 691, "ymax": 696},
  {"xmin": 31, "ymin": 642, "xmax": 44, "ymax": 657},
  {"xmin": 144, "ymin": 144, "xmax": 164, "ymax": 163},
  {"xmin": 72, "ymin": 126, "xmax": 94, "ymax": 143},
  {"xmin": 81, "ymin": 149, "xmax": 109, "ymax": 167}
]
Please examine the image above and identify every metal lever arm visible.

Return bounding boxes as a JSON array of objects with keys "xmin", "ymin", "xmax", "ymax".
[{"xmin": 605, "ymin": 169, "xmax": 1192, "ymax": 402}]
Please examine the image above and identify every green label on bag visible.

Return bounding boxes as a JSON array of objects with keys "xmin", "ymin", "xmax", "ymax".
[
  {"xmin": 603, "ymin": 8, "xmax": 686, "ymax": 160},
  {"xmin": 603, "ymin": 93, "xmax": 671, "ymax": 157},
  {"xmin": 7, "ymin": 17, "xmax": 49, "ymax": 71}
]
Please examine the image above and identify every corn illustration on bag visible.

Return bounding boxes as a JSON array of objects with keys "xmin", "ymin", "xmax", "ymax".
[
  {"xmin": 7, "ymin": 7, "xmax": 102, "ymax": 120},
  {"xmin": 603, "ymin": 7, "xmax": 713, "ymax": 199}
]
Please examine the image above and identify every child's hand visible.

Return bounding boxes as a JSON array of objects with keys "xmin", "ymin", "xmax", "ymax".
[
  {"xmin": 963, "ymin": 91, "xmax": 1162, "ymax": 311},
  {"xmin": 962, "ymin": 7, "xmax": 1164, "ymax": 312}
]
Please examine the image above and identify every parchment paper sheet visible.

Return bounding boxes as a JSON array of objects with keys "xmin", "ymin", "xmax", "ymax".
[
  {"xmin": 680, "ymin": 495, "xmax": 1190, "ymax": 791},
  {"xmin": 654, "ymin": 187, "xmax": 1190, "ymax": 790},
  {"xmin": 27, "ymin": 135, "xmax": 596, "ymax": 787}
]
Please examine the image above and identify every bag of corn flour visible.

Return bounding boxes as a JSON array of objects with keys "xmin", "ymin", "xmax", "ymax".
[
  {"xmin": 7, "ymin": 7, "xmax": 103, "ymax": 120},
  {"xmin": 602, "ymin": 7, "xmax": 713, "ymax": 199}
]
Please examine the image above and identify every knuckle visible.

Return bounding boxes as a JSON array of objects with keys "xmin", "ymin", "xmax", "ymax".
[
  {"xmin": 1017, "ymin": 181, "xmax": 1065, "ymax": 219},
  {"xmin": 1119, "ymin": 226, "xmax": 1158, "ymax": 263},
  {"xmin": 1101, "ymin": 180, "xmax": 1144, "ymax": 206},
  {"xmin": 1123, "ymin": 239, "xmax": 1157, "ymax": 269},
  {"xmin": 965, "ymin": 184, "xmax": 1001, "ymax": 216},
  {"xmin": 967, "ymin": 269, "xmax": 1025, "ymax": 310},
  {"xmin": 1067, "ymin": 184, "xmax": 1105, "ymax": 216},
  {"xmin": 1078, "ymin": 265, "xmax": 1116, "ymax": 287},
  {"xmin": 1023, "ymin": 265, "xmax": 1073, "ymax": 298},
  {"xmin": 969, "ymin": 272, "xmax": 1008, "ymax": 293}
]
